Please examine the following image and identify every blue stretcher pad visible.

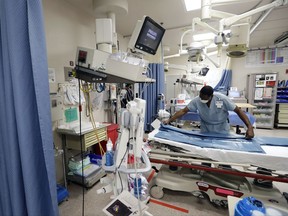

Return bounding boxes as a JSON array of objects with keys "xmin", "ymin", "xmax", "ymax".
[{"xmin": 155, "ymin": 125, "xmax": 288, "ymax": 153}]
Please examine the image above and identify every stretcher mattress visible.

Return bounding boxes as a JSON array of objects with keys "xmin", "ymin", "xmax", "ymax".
[{"xmin": 148, "ymin": 125, "xmax": 288, "ymax": 172}]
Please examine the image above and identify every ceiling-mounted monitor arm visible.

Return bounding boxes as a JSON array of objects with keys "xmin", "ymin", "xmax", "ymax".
[
  {"xmin": 200, "ymin": 0, "xmax": 287, "ymax": 32},
  {"xmin": 180, "ymin": 29, "xmax": 192, "ymax": 55},
  {"xmin": 202, "ymin": 52, "xmax": 221, "ymax": 68},
  {"xmin": 190, "ymin": 0, "xmax": 288, "ymax": 63},
  {"xmin": 219, "ymin": 0, "xmax": 287, "ymax": 30},
  {"xmin": 192, "ymin": 17, "xmax": 218, "ymax": 35}
]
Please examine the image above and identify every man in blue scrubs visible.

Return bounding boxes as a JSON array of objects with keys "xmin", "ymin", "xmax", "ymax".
[{"xmin": 166, "ymin": 86, "xmax": 254, "ymax": 139}]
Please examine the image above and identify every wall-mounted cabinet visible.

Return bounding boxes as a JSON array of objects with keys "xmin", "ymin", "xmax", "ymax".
[{"xmin": 247, "ymin": 73, "xmax": 278, "ymax": 129}]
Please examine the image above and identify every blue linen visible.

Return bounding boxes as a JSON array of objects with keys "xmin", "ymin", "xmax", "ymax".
[
  {"xmin": 155, "ymin": 124, "xmax": 265, "ymax": 153},
  {"xmin": 255, "ymin": 137, "xmax": 288, "ymax": 147}
]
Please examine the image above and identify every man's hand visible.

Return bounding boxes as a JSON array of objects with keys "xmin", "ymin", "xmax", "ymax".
[
  {"xmin": 245, "ymin": 127, "xmax": 254, "ymax": 140},
  {"xmin": 163, "ymin": 119, "xmax": 170, "ymax": 125}
]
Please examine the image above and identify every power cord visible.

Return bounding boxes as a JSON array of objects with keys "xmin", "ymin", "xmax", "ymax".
[{"xmin": 78, "ymin": 76, "xmax": 85, "ymax": 216}]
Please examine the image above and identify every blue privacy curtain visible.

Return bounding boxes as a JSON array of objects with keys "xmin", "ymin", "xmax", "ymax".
[
  {"xmin": 139, "ymin": 63, "xmax": 165, "ymax": 132},
  {"xmin": 214, "ymin": 57, "xmax": 232, "ymax": 95},
  {"xmin": 0, "ymin": 1, "xmax": 58, "ymax": 216}
]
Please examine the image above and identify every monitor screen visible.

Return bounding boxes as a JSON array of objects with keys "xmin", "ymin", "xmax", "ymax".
[
  {"xmin": 134, "ymin": 16, "xmax": 165, "ymax": 55},
  {"xmin": 78, "ymin": 50, "xmax": 88, "ymax": 64}
]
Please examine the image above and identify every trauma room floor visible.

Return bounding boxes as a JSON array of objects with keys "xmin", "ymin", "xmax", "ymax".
[{"xmin": 58, "ymin": 128, "xmax": 288, "ymax": 216}]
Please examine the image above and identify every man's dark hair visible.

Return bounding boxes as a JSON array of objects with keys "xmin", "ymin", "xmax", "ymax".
[{"xmin": 200, "ymin": 85, "xmax": 214, "ymax": 96}]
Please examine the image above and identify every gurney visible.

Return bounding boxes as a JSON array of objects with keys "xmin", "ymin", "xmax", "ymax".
[{"xmin": 147, "ymin": 124, "xmax": 288, "ymax": 210}]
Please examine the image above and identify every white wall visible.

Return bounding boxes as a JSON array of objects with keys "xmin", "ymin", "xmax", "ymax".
[
  {"xmin": 43, "ymin": 0, "xmax": 95, "ymax": 92},
  {"xmin": 231, "ymin": 57, "xmax": 288, "ymax": 92},
  {"xmin": 42, "ymin": 0, "xmax": 107, "ymax": 183}
]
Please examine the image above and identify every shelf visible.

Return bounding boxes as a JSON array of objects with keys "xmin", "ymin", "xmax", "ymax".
[
  {"xmin": 256, "ymin": 124, "xmax": 274, "ymax": 129},
  {"xmin": 75, "ymin": 66, "xmax": 155, "ymax": 83},
  {"xmin": 276, "ymin": 100, "xmax": 288, "ymax": 103},
  {"xmin": 253, "ymin": 103, "xmax": 274, "ymax": 107},
  {"xmin": 277, "ymin": 95, "xmax": 288, "ymax": 99},
  {"xmin": 255, "ymin": 118, "xmax": 273, "ymax": 122},
  {"xmin": 275, "ymin": 123, "xmax": 288, "ymax": 128},
  {"xmin": 247, "ymin": 73, "xmax": 277, "ymax": 130},
  {"xmin": 253, "ymin": 109, "xmax": 273, "ymax": 113},
  {"xmin": 277, "ymin": 90, "xmax": 288, "ymax": 94}
]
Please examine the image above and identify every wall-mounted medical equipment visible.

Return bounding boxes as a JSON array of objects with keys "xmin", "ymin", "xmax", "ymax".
[
  {"xmin": 226, "ymin": 23, "xmax": 250, "ymax": 58},
  {"xmin": 75, "ymin": 46, "xmax": 110, "ymax": 71},
  {"xmin": 128, "ymin": 16, "xmax": 166, "ymax": 55},
  {"xmin": 105, "ymin": 52, "xmax": 151, "ymax": 82},
  {"xmin": 50, "ymin": 94, "xmax": 63, "ymax": 121},
  {"xmin": 75, "ymin": 16, "xmax": 165, "ymax": 83},
  {"xmin": 64, "ymin": 67, "xmax": 74, "ymax": 82}
]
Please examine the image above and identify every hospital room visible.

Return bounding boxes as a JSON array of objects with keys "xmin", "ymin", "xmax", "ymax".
[{"xmin": 2, "ymin": 0, "xmax": 288, "ymax": 215}]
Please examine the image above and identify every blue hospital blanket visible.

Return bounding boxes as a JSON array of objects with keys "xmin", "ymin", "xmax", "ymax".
[{"xmin": 154, "ymin": 125, "xmax": 287, "ymax": 153}]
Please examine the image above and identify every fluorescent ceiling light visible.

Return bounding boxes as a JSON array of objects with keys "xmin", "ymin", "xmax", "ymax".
[{"xmin": 184, "ymin": 0, "xmax": 201, "ymax": 11}]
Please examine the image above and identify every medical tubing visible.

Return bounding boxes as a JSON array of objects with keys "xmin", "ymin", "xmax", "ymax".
[
  {"xmin": 88, "ymin": 94, "xmax": 104, "ymax": 156},
  {"xmin": 79, "ymin": 81, "xmax": 92, "ymax": 93},
  {"xmin": 117, "ymin": 171, "xmax": 124, "ymax": 193},
  {"xmin": 117, "ymin": 143, "xmax": 129, "ymax": 169}
]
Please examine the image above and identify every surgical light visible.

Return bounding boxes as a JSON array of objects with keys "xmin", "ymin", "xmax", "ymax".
[{"xmin": 226, "ymin": 23, "xmax": 250, "ymax": 58}]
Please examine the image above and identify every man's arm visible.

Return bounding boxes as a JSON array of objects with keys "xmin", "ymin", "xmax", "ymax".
[
  {"xmin": 164, "ymin": 106, "xmax": 190, "ymax": 124},
  {"xmin": 233, "ymin": 106, "xmax": 254, "ymax": 139}
]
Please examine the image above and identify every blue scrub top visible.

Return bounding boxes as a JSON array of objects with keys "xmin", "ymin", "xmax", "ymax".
[{"xmin": 187, "ymin": 92, "xmax": 236, "ymax": 133}]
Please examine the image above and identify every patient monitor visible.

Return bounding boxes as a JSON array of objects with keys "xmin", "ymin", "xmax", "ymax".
[{"xmin": 128, "ymin": 16, "xmax": 166, "ymax": 55}]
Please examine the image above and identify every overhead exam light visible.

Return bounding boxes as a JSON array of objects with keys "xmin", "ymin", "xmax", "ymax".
[
  {"xmin": 186, "ymin": 42, "xmax": 206, "ymax": 63},
  {"xmin": 192, "ymin": 0, "xmax": 288, "ymax": 60},
  {"xmin": 226, "ymin": 23, "xmax": 250, "ymax": 58}
]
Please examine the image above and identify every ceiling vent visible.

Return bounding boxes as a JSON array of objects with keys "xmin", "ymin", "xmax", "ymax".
[{"xmin": 274, "ymin": 31, "xmax": 288, "ymax": 46}]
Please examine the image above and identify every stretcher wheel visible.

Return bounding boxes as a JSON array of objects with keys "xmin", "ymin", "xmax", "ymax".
[
  {"xmin": 191, "ymin": 191, "xmax": 206, "ymax": 199},
  {"xmin": 150, "ymin": 185, "xmax": 164, "ymax": 199}
]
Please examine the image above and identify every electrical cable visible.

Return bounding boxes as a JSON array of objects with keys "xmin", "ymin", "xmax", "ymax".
[
  {"xmin": 131, "ymin": 126, "xmax": 143, "ymax": 216},
  {"xmin": 78, "ymin": 77, "xmax": 85, "ymax": 216},
  {"xmin": 87, "ymin": 94, "xmax": 105, "ymax": 156},
  {"xmin": 79, "ymin": 81, "xmax": 105, "ymax": 156},
  {"xmin": 84, "ymin": 91, "xmax": 90, "ymax": 117},
  {"xmin": 116, "ymin": 141, "xmax": 130, "ymax": 193}
]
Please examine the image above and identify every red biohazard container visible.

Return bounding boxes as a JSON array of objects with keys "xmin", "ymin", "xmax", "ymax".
[{"xmin": 94, "ymin": 123, "xmax": 118, "ymax": 155}]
